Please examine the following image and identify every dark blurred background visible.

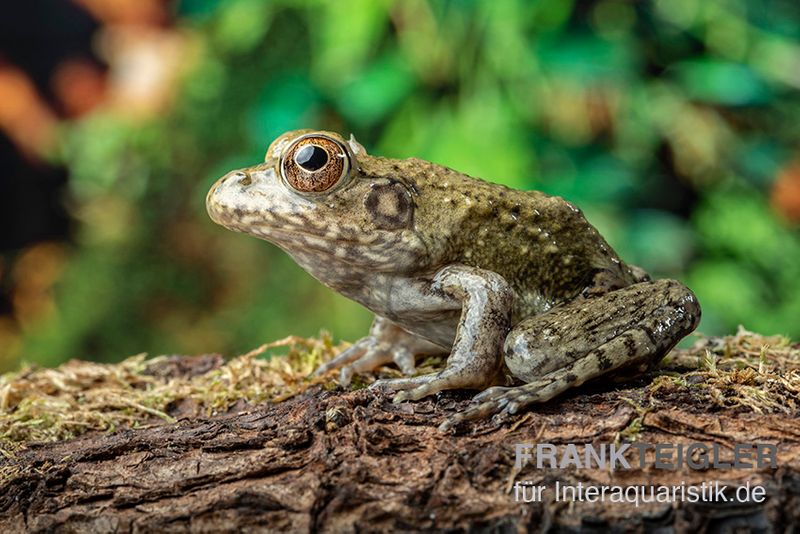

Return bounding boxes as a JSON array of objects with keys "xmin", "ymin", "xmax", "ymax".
[{"xmin": 1, "ymin": 0, "xmax": 799, "ymax": 372}]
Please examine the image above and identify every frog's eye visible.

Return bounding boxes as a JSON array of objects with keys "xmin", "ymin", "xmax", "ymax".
[{"xmin": 280, "ymin": 135, "xmax": 350, "ymax": 193}]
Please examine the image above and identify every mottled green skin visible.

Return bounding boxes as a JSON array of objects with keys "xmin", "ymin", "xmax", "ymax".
[{"xmin": 207, "ymin": 129, "xmax": 700, "ymax": 429}]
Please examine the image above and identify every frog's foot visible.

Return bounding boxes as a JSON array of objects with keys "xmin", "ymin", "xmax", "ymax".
[
  {"xmin": 370, "ymin": 367, "xmax": 488, "ymax": 403},
  {"xmin": 314, "ymin": 338, "xmax": 409, "ymax": 386},
  {"xmin": 440, "ymin": 365, "xmax": 597, "ymax": 431},
  {"xmin": 313, "ymin": 317, "xmax": 443, "ymax": 386},
  {"xmin": 439, "ymin": 379, "xmax": 552, "ymax": 431},
  {"xmin": 373, "ymin": 265, "xmax": 514, "ymax": 405}
]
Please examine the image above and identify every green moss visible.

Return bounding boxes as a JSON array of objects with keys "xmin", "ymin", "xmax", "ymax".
[
  {"xmin": 648, "ymin": 327, "xmax": 800, "ymax": 414},
  {"xmin": 0, "ymin": 333, "xmax": 345, "ymax": 457}
]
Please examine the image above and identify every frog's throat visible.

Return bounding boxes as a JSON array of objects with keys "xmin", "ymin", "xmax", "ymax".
[{"xmin": 221, "ymin": 216, "xmax": 430, "ymax": 271}]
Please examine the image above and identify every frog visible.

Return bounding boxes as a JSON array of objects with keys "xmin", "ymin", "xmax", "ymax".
[{"xmin": 206, "ymin": 129, "xmax": 701, "ymax": 431}]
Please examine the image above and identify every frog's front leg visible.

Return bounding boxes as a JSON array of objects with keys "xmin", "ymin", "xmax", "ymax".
[
  {"xmin": 314, "ymin": 317, "xmax": 446, "ymax": 385},
  {"xmin": 441, "ymin": 279, "xmax": 701, "ymax": 431},
  {"xmin": 370, "ymin": 265, "xmax": 514, "ymax": 402}
]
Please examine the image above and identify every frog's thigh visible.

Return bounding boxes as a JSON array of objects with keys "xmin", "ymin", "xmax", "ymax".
[
  {"xmin": 505, "ymin": 278, "xmax": 700, "ymax": 383},
  {"xmin": 441, "ymin": 279, "xmax": 700, "ymax": 430},
  {"xmin": 371, "ymin": 265, "xmax": 513, "ymax": 403}
]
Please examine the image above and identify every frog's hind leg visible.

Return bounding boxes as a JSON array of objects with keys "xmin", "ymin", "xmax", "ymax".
[
  {"xmin": 440, "ymin": 279, "xmax": 700, "ymax": 431},
  {"xmin": 440, "ymin": 331, "xmax": 658, "ymax": 430}
]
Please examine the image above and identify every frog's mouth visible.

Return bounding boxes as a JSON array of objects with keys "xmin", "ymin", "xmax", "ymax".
[
  {"xmin": 207, "ymin": 169, "xmax": 429, "ymax": 272},
  {"xmin": 223, "ymin": 214, "xmax": 428, "ymax": 272}
]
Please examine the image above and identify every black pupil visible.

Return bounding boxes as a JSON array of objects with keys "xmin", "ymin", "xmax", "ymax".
[{"xmin": 295, "ymin": 145, "xmax": 329, "ymax": 171}]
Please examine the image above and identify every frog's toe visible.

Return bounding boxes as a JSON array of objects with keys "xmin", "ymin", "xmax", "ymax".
[
  {"xmin": 472, "ymin": 385, "xmax": 514, "ymax": 402},
  {"xmin": 392, "ymin": 390, "xmax": 412, "ymax": 403},
  {"xmin": 439, "ymin": 386, "xmax": 536, "ymax": 431},
  {"xmin": 316, "ymin": 336, "xmax": 414, "ymax": 387},
  {"xmin": 489, "ymin": 384, "xmax": 555, "ymax": 417},
  {"xmin": 369, "ymin": 375, "xmax": 429, "ymax": 394},
  {"xmin": 501, "ymin": 400, "xmax": 522, "ymax": 415},
  {"xmin": 336, "ymin": 343, "xmax": 401, "ymax": 385},
  {"xmin": 439, "ymin": 399, "xmax": 504, "ymax": 431},
  {"xmin": 313, "ymin": 337, "xmax": 375, "ymax": 377},
  {"xmin": 371, "ymin": 373, "xmax": 455, "ymax": 404},
  {"xmin": 392, "ymin": 347, "xmax": 416, "ymax": 375},
  {"xmin": 393, "ymin": 380, "xmax": 444, "ymax": 403}
]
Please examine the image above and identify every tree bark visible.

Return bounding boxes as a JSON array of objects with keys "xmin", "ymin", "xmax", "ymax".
[{"xmin": 1, "ymin": 360, "xmax": 799, "ymax": 532}]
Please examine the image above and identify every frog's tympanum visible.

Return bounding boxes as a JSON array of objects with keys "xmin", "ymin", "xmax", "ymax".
[{"xmin": 207, "ymin": 130, "xmax": 701, "ymax": 430}]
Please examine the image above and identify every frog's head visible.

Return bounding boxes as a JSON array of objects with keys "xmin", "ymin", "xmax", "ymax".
[{"xmin": 206, "ymin": 129, "xmax": 429, "ymax": 273}]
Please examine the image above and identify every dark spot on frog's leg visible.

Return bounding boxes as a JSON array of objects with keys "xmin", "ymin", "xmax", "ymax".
[
  {"xmin": 563, "ymin": 373, "xmax": 578, "ymax": 384},
  {"xmin": 622, "ymin": 334, "xmax": 636, "ymax": 354},
  {"xmin": 505, "ymin": 342, "xmax": 516, "ymax": 361},
  {"xmin": 511, "ymin": 205, "xmax": 521, "ymax": 217}
]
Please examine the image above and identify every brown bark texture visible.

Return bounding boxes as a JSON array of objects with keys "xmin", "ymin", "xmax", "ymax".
[{"xmin": 1, "ymin": 350, "xmax": 799, "ymax": 533}]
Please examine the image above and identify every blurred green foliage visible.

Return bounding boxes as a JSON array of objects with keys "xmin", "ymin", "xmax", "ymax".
[{"xmin": 12, "ymin": 0, "xmax": 800, "ymax": 368}]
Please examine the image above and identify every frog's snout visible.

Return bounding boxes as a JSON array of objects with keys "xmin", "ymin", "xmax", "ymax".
[
  {"xmin": 212, "ymin": 171, "xmax": 251, "ymax": 193},
  {"xmin": 209, "ymin": 169, "xmax": 256, "ymax": 198},
  {"xmin": 207, "ymin": 170, "xmax": 254, "ymax": 225},
  {"xmin": 228, "ymin": 171, "xmax": 252, "ymax": 187},
  {"xmin": 206, "ymin": 166, "xmax": 291, "ymax": 229}
]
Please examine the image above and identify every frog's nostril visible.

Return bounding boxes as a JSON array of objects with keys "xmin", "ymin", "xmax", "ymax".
[{"xmin": 236, "ymin": 172, "xmax": 252, "ymax": 186}]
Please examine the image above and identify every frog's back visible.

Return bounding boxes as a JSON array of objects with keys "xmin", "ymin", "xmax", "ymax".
[{"xmin": 371, "ymin": 157, "xmax": 637, "ymax": 315}]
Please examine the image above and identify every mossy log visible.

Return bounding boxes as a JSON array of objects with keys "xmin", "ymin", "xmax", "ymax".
[{"xmin": 1, "ymin": 330, "xmax": 799, "ymax": 532}]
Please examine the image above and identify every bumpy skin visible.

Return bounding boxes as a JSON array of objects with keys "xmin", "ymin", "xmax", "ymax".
[{"xmin": 207, "ymin": 130, "xmax": 701, "ymax": 430}]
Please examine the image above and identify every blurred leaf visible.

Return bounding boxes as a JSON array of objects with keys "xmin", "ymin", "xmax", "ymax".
[
  {"xmin": 695, "ymin": 190, "xmax": 800, "ymax": 272},
  {"xmin": 247, "ymin": 74, "xmax": 320, "ymax": 144},
  {"xmin": 622, "ymin": 209, "xmax": 695, "ymax": 274},
  {"xmin": 671, "ymin": 59, "xmax": 770, "ymax": 105},
  {"xmin": 212, "ymin": 0, "xmax": 273, "ymax": 54},
  {"xmin": 542, "ymin": 152, "xmax": 636, "ymax": 203},
  {"xmin": 178, "ymin": 0, "xmax": 226, "ymax": 19},
  {"xmin": 529, "ymin": 0, "xmax": 575, "ymax": 31},
  {"xmin": 686, "ymin": 259, "xmax": 767, "ymax": 334},
  {"xmin": 536, "ymin": 35, "xmax": 637, "ymax": 81},
  {"xmin": 653, "ymin": 0, "xmax": 699, "ymax": 29},
  {"xmin": 736, "ymin": 138, "xmax": 787, "ymax": 186},
  {"xmin": 311, "ymin": 0, "xmax": 390, "ymax": 84},
  {"xmin": 335, "ymin": 51, "xmax": 416, "ymax": 128}
]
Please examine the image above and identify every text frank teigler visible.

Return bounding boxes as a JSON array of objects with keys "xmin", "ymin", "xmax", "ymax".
[{"xmin": 511, "ymin": 442, "xmax": 776, "ymax": 506}]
